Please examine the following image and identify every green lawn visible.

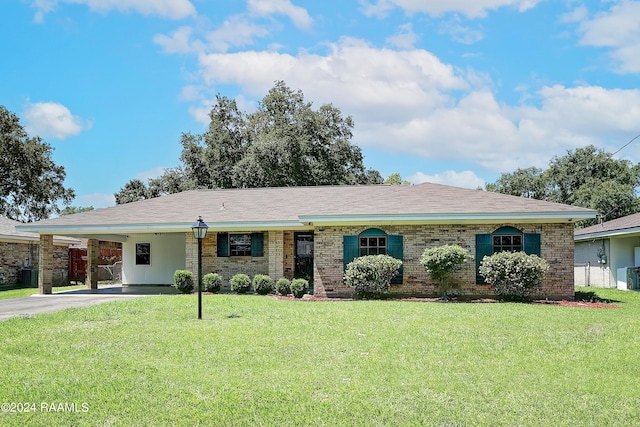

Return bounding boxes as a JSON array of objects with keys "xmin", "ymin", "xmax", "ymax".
[
  {"xmin": 1, "ymin": 287, "xmax": 639, "ymax": 426},
  {"xmin": 0, "ymin": 284, "xmax": 87, "ymax": 300}
]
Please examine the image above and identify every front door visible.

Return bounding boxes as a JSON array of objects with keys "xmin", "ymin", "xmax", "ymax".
[{"xmin": 294, "ymin": 233, "xmax": 314, "ymax": 291}]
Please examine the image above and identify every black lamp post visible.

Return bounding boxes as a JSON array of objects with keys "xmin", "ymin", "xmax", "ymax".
[{"xmin": 191, "ymin": 216, "xmax": 209, "ymax": 320}]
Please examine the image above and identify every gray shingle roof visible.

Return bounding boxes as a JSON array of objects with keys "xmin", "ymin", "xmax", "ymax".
[
  {"xmin": 575, "ymin": 212, "xmax": 640, "ymax": 239},
  {"xmin": 0, "ymin": 216, "xmax": 80, "ymax": 244},
  {"xmin": 18, "ymin": 183, "xmax": 596, "ymax": 234}
]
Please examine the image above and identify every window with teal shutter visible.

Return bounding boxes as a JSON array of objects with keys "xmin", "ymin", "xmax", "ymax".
[
  {"xmin": 217, "ymin": 233, "xmax": 229, "ymax": 257},
  {"xmin": 475, "ymin": 234, "xmax": 492, "ymax": 284},
  {"xmin": 343, "ymin": 235, "xmax": 358, "ymax": 271},
  {"xmin": 387, "ymin": 234, "xmax": 404, "ymax": 285},
  {"xmin": 251, "ymin": 233, "xmax": 264, "ymax": 257}
]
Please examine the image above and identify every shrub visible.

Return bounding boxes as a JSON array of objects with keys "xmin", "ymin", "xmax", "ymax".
[
  {"xmin": 203, "ymin": 273, "xmax": 223, "ymax": 293},
  {"xmin": 419, "ymin": 245, "xmax": 471, "ymax": 299},
  {"xmin": 479, "ymin": 251, "xmax": 549, "ymax": 299},
  {"xmin": 173, "ymin": 270, "xmax": 194, "ymax": 294},
  {"xmin": 275, "ymin": 278, "xmax": 291, "ymax": 295},
  {"xmin": 253, "ymin": 274, "xmax": 274, "ymax": 295},
  {"xmin": 290, "ymin": 278, "xmax": 308, "ymax": 298},
  {"xmin": 344, "ymin": 255, "xmax": 402, "ymax": 298},
  {"xmin": 229, "ymin": 273, "xmax": 251, "ymax": 294}
]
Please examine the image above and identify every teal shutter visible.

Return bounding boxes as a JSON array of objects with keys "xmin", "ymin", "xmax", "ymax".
[
  {"xmin": 251, "ymin": 233, "xmax": 264, "ymax": 257},
  {"xmin": 387, "ymin": 235, "xmax": 403, "ymax": 285},
  {"xmin": 524, "ymin": 233, "xmax": 541, "ymax": 256},
  {"xmin": 476, "ymin": 234, "xmax": 492, "ymax": 284},
  {"xmin": 217, "ymin": 233, "xmax": 229, "ymax": 257},
  {"xmin": 343, "ymin": 235, "xmax": 358, "ymax": 271}
]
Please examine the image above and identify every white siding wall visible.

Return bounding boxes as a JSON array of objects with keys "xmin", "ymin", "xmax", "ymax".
[{"xmin": 122, "ymin": 233, "xmax": 185, "ymax": 285}]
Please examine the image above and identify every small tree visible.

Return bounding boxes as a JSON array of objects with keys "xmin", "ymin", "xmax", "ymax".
[
  {"xmin": 345, "ymin": 255, "xmax": 402, "ymax": 298},
  {"xmin": 419, "ymin": 245, "xmax": 470, "ymax": 299},
  {"xmin": 173, "ymin": 270, "xmax": 194, "ymax": 294},
  {"xmin": 479, "ymin": 251, "xmax": 549, "ymax": 300},
  {"xmin": 203, "ymin": 273, "xmax": 223, "ymax": 293}
]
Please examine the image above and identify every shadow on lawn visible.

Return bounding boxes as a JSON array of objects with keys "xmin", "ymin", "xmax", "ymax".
[{"xmin": 574, "ymin": 290, "xmax": 621, "ymax": 304}]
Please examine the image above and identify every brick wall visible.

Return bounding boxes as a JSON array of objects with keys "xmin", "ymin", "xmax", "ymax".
[
  {"xmin": 0, "ymin": 240, "xmax": 69, "ymax": 285},
  {"xmin": 313, "ymin": 223, "xmax": 575, "ymax": 300}
]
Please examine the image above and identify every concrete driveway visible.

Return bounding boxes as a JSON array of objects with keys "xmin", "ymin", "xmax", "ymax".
[{"xmin": 0, "ymin": 285, "xmax": 180, "ymax": 321}]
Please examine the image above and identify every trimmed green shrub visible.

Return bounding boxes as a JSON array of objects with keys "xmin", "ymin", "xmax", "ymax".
[
  {"xmin": 203, "ymin": 273, "xmax": 223, "ymax": 293},
  {"xmin": 479, "ymin": 251, "xmax": 549, "ymax": 299},
  {"xmin": 344, "ymin": 254, "xmax": 402, "ymax": 298},
  {"xmin": 290, "ymin": 278, "xmax": 308, "ymax": 298},
  {"xmin": 419, "ymin": 245, "xmax": 471, "ymax": 299},
  {"xmin": 173, "ymin": 270, "xmax": 194, "ymax": 294},
  {"xmin": 253, "ymin": 274, "xmax": 274, "ymax": 295},
  {"xmin": 275, "ymin": 278, "xmax": 291, "ymax": 295},
  {"xmin": 229, "ymin": 273, "xmax": 251, "ymax": 294}
]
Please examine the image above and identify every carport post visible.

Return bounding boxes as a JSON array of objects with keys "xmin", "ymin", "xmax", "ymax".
[
  {"xmin": 86, "ymin": 239, "xmax": 99, "ymax": 289},
  {"xmin": 38, "ymin": 234, "xmax": 53, "ymax": 294}
]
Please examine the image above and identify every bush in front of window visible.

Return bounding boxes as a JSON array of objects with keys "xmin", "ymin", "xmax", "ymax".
[
  {"xmin": 275, "ymin": 278, "xmax": 291, "ymax": 296},
  {"xmin": 173, "ymin": 270, "xmax": 194, "ymax": 294},
  {"xmin": 290, "ymin": 278, "xmax": 309, "ymax": 298},
  {"xmin": 344, "ymin": 255, "xmax": 403, "ymax": 298},
  {"xmin": 230, "ymin": 273, "xmax": 251, "ymax": 294},
  {"xmin": 479, "ymin": 251, "xmax": 549, "ymax": 300},
  {"xmin": 253, "ymin": 274, "xmax": 274, "ymax": 295},
  {"xmin": 203, "ymin": 273, "xmax": 223, "ymax": 293},
  {"xmin": 419, "ymin": 245, "xmax": 471, "ymax": 299}
]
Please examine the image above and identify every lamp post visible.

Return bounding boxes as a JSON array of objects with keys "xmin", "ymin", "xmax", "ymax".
[{"xmin": 191, "ymin": 216, "xmax": 209, "ymax": 320}]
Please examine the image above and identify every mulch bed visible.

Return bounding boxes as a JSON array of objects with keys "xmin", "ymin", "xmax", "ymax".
[{"xmin": 272, "ymin": 294, "xmax": 621, "ymax": 308}]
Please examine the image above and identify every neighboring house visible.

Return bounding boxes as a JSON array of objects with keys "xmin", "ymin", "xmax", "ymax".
[
  {"xmin": 574, "ymin": 212, "xmax": 640, "ymax": 290},
  {"xmin": 0, "ymin": 216, "xmax": 80, "ymax": 285},
  {"xmin": 18, "ymin": 184, "xmax": 596, "ymax": 299}
]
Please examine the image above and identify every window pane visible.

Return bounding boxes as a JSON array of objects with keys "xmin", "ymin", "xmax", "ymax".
[
  {"xmin": 359, "ymin": 249, "xmax": 367, "ymax": 257},
  {"xmin": 379, "ymin": 237, "xmax": 386, "ymax": 247},
  {"xmin": 513, "ymin": 235, "xmax": 522, "ymax": 246},
  {"xmin": 501, "ymin": 236, "xmax": 511, "ymax": 245},
  {"xmin": 493, "ymin": 236, "xmax": 501, "ymax": 246},
  {"xmin": 360, "ymin": 237, "xmax": 368, "ymax": 247},
  {"xmin": 367, "ymin": 237, "xmax": 376, "ymax": 246}
]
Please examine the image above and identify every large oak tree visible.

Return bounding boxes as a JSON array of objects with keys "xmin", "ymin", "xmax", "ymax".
[
  {"xmin": 0, "ymin": 106, "xmax": 74, "ymax": 221},
  {"xmin": 115, "ymin": 81, "xmax": 382, "ymax": 203}
]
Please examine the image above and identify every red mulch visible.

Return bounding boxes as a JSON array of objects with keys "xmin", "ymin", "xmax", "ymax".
[{"xmin": 271, "ymin": 294, "xmax": 620, "ymax": 308}]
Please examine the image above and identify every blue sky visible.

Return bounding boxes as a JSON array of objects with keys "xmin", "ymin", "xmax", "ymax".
[{"xmin": 2, "ymin": 0, "xmax": 640, "ymax": 208}]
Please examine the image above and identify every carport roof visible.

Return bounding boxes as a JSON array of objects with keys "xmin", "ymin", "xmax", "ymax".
[
  {"xmin": 17, "ymin": 183, "xmax": 597, "ymax": 236},
  {"xmin": 0, "ymin": 216, "xmax": 81, "ymax": 245},
  {"xmin": 574, "ymin": 212, "xmax": 640, "ymax": 241}
]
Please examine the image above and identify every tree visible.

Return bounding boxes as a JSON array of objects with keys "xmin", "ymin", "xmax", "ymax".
[
  {"xmin": 485, "ymin": 145, "xmax": 640, "ymax": 226},
  {"xmin": 419, "ymin": 245, "xmax": 470, "ymax": 299},
  {"xmin": 0, "ymin": 106, "xmax": 74, "ymax": 221},
  {"xmin": 114, "ymin": 81, "xmax": 382, "ymax": 203},
  {"xmin": 384, "ymin": 173, "xmax": 410, "ymax": 185},
  {"xmin": 60, "ymin": 206, "xmax": 94, "ymax": 215}
]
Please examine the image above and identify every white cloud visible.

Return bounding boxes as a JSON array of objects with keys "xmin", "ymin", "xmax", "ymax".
[
  {"xmin": 154, "ymin": 26, "xmax": 204, "ymax": 54},
  {"xmin": 361, "ymin": 0, "xmax": 542, "ymax": 19},
  {"xmin": 135, "ymin": 167, "xmax": 168, "ymax": 181},
  {"xmin": 205, "ymin": 16, "xmax": 270, "ymax": 52},
  {"xmin": 177, "ymin": 38, "xmax": 640, "ymax": 177},
  {"xmin": 386, "ymin": 23, "xmax": 419, "ymax": 49},
  {"xmin": 248, "ymin": 0, "xmax": 313, "ymax": 30},
  {"xmin": 439, "ymin": 16, "xmax": 484, "ymax": 44},
  {"xmin": 576, "ymin": 1, "xmax": 640, "ymax": 73},
  {"xmin": 408, "ymin": 170, "xmax": 486, "ymax": 189},
  {"xmin": 23, "ymin": 101, "xmax": 91, "ymax": 140},
  {"xmin": 76, "ymin": 192, "xmax": 116, "ymax": 208},
  {"xmin": 31, "ymin": 0, "xmax": 196, "ymax": 22}
]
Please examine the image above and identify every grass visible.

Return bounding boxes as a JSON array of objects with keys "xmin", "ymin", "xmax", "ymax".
[
  {"xmin": 0, "ymin": 284, "xmax": 87, "ymax": 300},
  {"xmin": 1, "ymin": 287, "xmax": 639, "ymax": 426}
]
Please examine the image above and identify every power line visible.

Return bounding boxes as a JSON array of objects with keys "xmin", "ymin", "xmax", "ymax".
[{"xmin": 611, "ymin": 133, "xmax": 640, "ymax": 157}]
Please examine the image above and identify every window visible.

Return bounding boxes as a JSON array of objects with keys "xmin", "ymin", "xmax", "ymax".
[
  {"xmin": 229, "ymin": 234, "xmax": 252, "ymax": 256},
  {"xmin": 135, "ymin": 243, "xmax": 151, "ymax": 265},
  {"xmin": 344, "ymin": 228, "xmax": 403, "ymax": 285},
  {"xmin": 359, "ymin": 235, "xmax": 387, "ymax": 256},
  {"xmin": 217, "ymin": 232, "xmax": 264, "ymax": 257},
  {"xmin": 475, "ymin": 227, "xmax": 541, "ymax": 283}
]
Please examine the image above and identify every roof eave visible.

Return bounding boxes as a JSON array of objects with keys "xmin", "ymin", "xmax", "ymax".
[{"xmin": 575, "ymin": 226, "xmax": 640, "ymax": 242}]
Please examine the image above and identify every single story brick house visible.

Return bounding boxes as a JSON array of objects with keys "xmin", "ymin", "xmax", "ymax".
[
  {"xmin": 18, "ymin": 184, "xmax": 596, "ymax": 299},
  {"xmin": 574, "ymin": 212, "xmax": 640, "ymax": 290},
  {"xmin": 0, "ymin": 216, "xmax": 80, "ymax": 285}
]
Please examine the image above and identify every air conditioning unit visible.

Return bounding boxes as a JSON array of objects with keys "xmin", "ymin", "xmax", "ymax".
[{"xmin": 627, "ymin": 266, "xmax": 640, "ymax": 291}]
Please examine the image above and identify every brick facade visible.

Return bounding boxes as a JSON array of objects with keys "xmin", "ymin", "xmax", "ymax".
[
  {"xmin": 0, "ymin": 240, "xmax": 68, "ymax": 286},
  {"xmin": 313, "ymin": 223, "xmax": 575, "ymax": 300}
]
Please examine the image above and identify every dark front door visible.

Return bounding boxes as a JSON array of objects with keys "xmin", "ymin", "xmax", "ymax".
[{"xmin": 294, "ymin": 233, "xmax": 314, "ymax": 288}]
